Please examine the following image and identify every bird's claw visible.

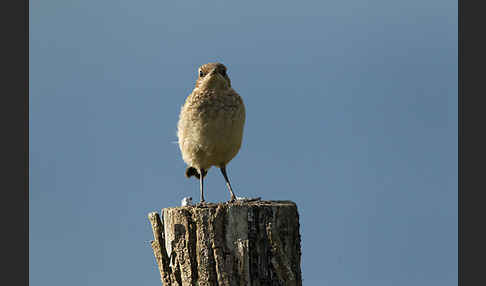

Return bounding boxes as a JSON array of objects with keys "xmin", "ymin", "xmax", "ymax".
[{"xmin": 229, "ymin": 196, "xmax": 261, "ymax": 203}]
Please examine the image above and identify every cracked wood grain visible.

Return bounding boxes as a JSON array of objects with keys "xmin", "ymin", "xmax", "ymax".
[{"xmin": 148, "ymin": 200, "xmax": 302, "ymax": 286}]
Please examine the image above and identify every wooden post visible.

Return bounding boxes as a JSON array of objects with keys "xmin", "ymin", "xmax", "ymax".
[{"xmin": 148, "ymin": 200, "xmax": 302, "ymax": 286}]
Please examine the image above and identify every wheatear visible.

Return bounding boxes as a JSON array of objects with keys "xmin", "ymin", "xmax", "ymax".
[{"xmin": 177, "ymin": 63, "xmax": 245, "ymax": 203}]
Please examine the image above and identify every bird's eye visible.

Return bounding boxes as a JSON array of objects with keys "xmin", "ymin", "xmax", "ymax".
[{"xmin": 199, "ymin": 70, "xmax": 204, "ymax": 77}]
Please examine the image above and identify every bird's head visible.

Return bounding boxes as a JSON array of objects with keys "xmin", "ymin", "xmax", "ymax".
[{"xmin": 195, "ymin": 62, "xmax": 231, "ymax": 90}]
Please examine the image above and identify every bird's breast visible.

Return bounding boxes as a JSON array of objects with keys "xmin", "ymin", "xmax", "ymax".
[{"xmin": 177, "ymin": 89, "xmax": 245, "ymax": 168}]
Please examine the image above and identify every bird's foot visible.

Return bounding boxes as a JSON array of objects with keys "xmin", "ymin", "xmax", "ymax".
[
  {"xmin": 228, "ymin": 195, "xmax": 237, "ymax": 203},
  {"xmin": 229, "ymin": 196, "xmax": 261, "ymax": 203},
  {"xmin": 195, "ymin": 200, "xmax": 208, "ymax": 207}
]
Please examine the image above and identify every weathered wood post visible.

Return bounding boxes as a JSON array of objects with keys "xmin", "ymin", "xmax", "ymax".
[{"xmin": 148, "ymin": 200, "xmax": 302, "ymax": 286}]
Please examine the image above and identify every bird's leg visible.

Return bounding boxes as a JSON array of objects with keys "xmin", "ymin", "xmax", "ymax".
[
  {"xmin": 220, "ymin": 165, "xmax": 237, "ymax": 202},
  {"xmin": 199, "ymin": 168, "xmax": 205, "ymax": 203}
]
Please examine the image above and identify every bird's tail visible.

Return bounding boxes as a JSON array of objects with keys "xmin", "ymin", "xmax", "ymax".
[{"xmin": 185, "ymin": 167, "xmax": 207, "ymax": 179}]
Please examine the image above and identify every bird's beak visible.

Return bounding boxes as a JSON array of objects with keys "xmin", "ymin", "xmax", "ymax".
[
  {"xmin": 208, "ymin": 69, "xmax": 220, "ymax": 78},
  {"xmin": 202, "ymin": 69, "xmax": 226, "ymax": 89}
]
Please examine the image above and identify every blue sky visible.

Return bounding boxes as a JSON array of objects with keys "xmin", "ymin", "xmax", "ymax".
[{"xmin": 30, "ymin": 1, "xmax": 457, "ymax": 285}]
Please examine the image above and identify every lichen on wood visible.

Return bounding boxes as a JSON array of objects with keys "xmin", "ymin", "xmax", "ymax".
[{"xmin": 148, "ymin": 200, "xmax": 302, "ymax": 286}]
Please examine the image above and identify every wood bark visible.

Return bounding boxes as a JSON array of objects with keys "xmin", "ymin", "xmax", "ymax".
[{"xmin": 148, "ymin": 200, "xmax": 302, "ymax": 286}]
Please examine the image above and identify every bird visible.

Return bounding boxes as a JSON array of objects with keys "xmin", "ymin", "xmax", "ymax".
[{"xmin": 177, "ymin": 62, "xmax": 245, "ymax": 203}]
